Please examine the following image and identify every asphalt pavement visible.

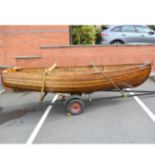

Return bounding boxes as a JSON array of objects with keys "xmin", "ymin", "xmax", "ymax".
[
  {"xmin": 0, "ymin": 78, "xmax": 155, "ymax": 144},
  {"xmin": 0, "ymin": 77, "xmax": 3, "ymax": 92}
]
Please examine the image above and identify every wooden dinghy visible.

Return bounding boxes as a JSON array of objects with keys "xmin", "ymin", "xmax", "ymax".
[{"xmin": 1, "ymin": 62, "xmax": 152, "ymax": 94}]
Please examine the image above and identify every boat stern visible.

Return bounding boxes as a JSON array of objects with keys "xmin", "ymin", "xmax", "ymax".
[{"xmin": 0, "ymin": 67, "xmax": 17, "ymax": 91}]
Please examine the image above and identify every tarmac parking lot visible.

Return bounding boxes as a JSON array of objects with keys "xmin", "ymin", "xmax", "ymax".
[{"xmin": 0, "ymin": 78, "xmax": 155, "ymax": 144}]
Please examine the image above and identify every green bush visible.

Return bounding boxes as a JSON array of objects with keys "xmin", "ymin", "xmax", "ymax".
[
  {"xmin": 148, "ymin": 25, "xmax": 155, "ymax": 31},
  {"xmin": 71, "ymin": 25, "xmax": 96, "ymax": 45}
]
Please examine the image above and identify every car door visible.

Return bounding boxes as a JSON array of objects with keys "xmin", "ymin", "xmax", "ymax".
[
  {"xmin": 134, "ymin": 25, "xmax": 155, "ymax": 44},
  {"xmin": 120, "ymin": 25, "xmax": 140, "ymax": 44}
]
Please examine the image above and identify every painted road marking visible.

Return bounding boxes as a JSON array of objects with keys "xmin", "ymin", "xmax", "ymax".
[
  {"xmin": 26, "ymin": 94, "xmax": 59, "ymax": 144},
  {"xmin": 128, "ymin": 88, "xmax": 155, "ymax": 123},
  {"xmin": 0, "ymin": 89, "xmax": 5, "ymax": 95}
]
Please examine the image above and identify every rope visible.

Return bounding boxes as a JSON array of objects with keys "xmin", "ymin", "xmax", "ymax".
[
  {"xmin": 91, "ymin": 63, "xmax": 127, "ymax": 98},
  {"xmin": 39, "ymin": 63, "xmax": 57, "ymax": 103}
]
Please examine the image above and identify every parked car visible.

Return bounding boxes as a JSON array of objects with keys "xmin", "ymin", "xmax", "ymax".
[{"xmin": 101, "ymin": 25, "xmax": 155, "ymax": 45}]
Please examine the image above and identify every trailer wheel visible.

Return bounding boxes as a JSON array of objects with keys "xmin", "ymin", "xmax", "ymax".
[
  {"xmin": 64, "ymin": 95, "xmax": 81, "ymax": 106},
  {"xmin": 66, "ymin": 99, "xmax": 85, "ymax": 115}
]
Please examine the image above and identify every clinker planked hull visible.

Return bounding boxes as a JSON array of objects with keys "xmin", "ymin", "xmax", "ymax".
[{"xmin": 1, "ymin": 62, "xmax": 152, "ymax": 93}]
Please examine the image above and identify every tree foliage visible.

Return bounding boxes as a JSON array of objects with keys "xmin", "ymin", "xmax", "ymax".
[
  {"xmin": 148, "ymin": 25, "xmax": 155, "ymax": 31},
  {"xmin": 71, "ymin": 25, "xmax": 97, "ymax": 45}
]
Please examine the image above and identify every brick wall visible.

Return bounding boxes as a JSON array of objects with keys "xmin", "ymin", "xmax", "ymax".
[
  {"xmin": 41, "ymin": 45, "xmax": 155, "ymax": 71},
  {"xmin": 4, "ymin": 44, "xmax": 155, "ymax": 71},
  {"xmin": 0, "ymin": 25, "xmax": 70, "ymax": 67}
]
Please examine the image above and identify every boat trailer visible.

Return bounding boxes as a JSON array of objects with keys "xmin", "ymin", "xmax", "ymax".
[{"xmin": 43, "ymin": 89, "xmax": 155, "ymax": 115}]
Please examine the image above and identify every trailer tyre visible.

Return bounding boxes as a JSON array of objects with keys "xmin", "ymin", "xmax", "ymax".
[
  {"xmin": 66, "ymin": 99, "xmax": 85, "ymax": 115},
  {"xmin": 64, "ymin": 95, "xmax": 81, "ymax": 106}
]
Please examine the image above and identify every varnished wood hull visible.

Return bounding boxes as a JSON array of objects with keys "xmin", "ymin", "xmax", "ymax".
[{"xmin": 1, "ymin": 62, "xmax": 152, "ymax": 93}]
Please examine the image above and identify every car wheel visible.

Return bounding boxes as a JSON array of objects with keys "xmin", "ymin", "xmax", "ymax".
[{"xmin": 111, "ymin": 40, "xmax": 124, "ymax": 45}]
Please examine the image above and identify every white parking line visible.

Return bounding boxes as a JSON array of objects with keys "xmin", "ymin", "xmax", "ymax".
[
  {"xmin": 26, "ymin": 94, "xmax": 59, "ymax": 144},
  {"xmin": 0, "ymin": 89, "xmax": 5, "ymax": 94},
  {"xmin": 128, "ymin": 89, "xmax": 155, "ymax": 123}
]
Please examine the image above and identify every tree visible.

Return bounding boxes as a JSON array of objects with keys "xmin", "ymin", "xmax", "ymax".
[{"xmin": 71, "ymin": 25, "xmax": 96, "ymax": 45}]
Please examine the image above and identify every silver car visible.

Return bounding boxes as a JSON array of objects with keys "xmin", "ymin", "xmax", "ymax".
[{"xmin": 101, "ymin": 25, "xmax": 155, "ymax": 45}]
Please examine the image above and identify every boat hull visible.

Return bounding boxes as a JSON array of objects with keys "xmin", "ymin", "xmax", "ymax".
[{"xmin": 1, "ymin": 62, "xmax": 152, "ymax": 93}]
